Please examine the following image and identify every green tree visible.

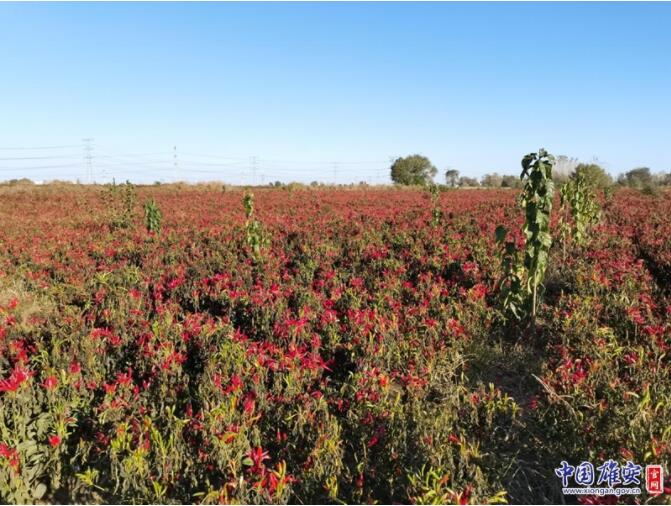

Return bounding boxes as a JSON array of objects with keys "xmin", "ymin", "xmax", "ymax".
[
  {"xmin": 458, "ymin": 176, "xmax": 479, "ymax": 187},
  {"xmin": 445, "ymin": 169, "xmax": 460, "ymax": 187},
  {"xmin": 481, "ymin": 173, "xmax": 503, "ymax": 188},
  {"xmin": 390, "ymin": 155, "xmax": 437, "ymax": 186},
  {"xmin": 618, "ymin": 167, "xmax": 653, "ymax": 188},
  {"xmin": 573, "ymin": 163, "xmax": 612, "ymax": 188},
  {"xmin": 501, "ymin": 175, "xmax": 523, "ymax": 189}
]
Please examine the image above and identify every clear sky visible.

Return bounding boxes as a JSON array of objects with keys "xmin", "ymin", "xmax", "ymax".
[{"xmin": 1, "ymin": 2, "xmax": 670, "ymax": 184}]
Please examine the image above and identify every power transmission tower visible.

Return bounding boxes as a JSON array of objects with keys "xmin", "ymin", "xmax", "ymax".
[
  {"xmin": 332, "ymin": 162, "xmax": 339, "ymax": 185},
  {"xmin": 82, "ymin": 138, "xmax": 94, "ymax": 184}
]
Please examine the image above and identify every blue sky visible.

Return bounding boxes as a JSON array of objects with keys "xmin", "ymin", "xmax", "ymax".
[{"xmin": 1, "ymin": 2, "xmax": 669, "ymax": 184}]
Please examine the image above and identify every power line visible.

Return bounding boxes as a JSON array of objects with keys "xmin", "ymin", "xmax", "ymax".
[
  {"xmin": 0, "ymin": 154, "xmax": 81, "ymax": 161},
  {"xmin": 172, "ymin": 159, "xmax": 249, "ymax": 167},
  {"xmin": 259, "ymin": 158, "xmax": 387, "ymax": 165},
  {"xmin": 0, "ymin": 144, "xmax": 80, "ymax": 151},
  {"xmin": 95, "ymin": 151, "xmax": 173, "ymax": 158},
  {"xmin": 82, "ymin": 138, "xmax": 94, "ymax": 184},
  {"xmin": 179, "ymin": 152, "xmax": 248, "ymax": 161},
  {"xmin": 0, "ymin": 163, "xmax": 85, "ymax": 172},
  {"xmin": 0, "ymin": 163, "xmax": 386, "ymax": 177},
  {"xmin": 0, "ymin": 142, "xmax": 395, "ymax": 185}
]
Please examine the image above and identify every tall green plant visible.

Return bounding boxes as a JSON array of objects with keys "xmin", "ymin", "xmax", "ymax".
[
  {"xmin": 143, "ymin": 199, "xmax": 162, "ymax": 234},
  {"xmin": 243, "ymin": 191, "xmax": 267, "ymax": 259},
  {"xmin": 559, "ymin": 173, "xmax": 601, "ymax": 247},
  {"xmin": 495, "ymin": 149, "xmax": 555, "ymax": 324},
  {"xmin": 494, "ymin": 226, "xmax": 527, "ymax": 320},
  {"xmin": 520, "ymin": 149, "xmax": 555, "ymax": 322},
  {"xmin": 427, "ymin": 184, "xmax": 442, "ymax": 227},
  {"xmin": 101, "ymin": 180, "xmax": 136, "ymax": 230}
]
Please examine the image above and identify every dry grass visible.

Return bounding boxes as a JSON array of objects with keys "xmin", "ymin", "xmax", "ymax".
[{"xmin": 0, "ymin": 277, "xmax": 55, "ymax": 329}]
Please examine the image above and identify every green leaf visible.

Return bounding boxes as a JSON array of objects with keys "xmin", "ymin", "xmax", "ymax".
[{"xmin": 495, "ymin": 225, "xmax": 507, "ymax": 243}]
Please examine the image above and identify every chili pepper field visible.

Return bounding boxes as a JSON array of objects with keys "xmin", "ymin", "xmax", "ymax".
[{"xmin": 0, "ymin": 184, "xmax": 669, "ymax": 504}]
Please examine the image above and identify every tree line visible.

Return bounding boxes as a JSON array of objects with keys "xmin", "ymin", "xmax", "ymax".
[{"xmin": 389, "ymin": 154, "xmax": 671, "ymax": 190}]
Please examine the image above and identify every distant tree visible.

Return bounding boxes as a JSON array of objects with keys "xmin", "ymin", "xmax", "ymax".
[
  {"xmin": 552, "ymin": 173, "xmax": 571, "ymax": 185},
  {"xmin": 6, "ymin": 178, "xmax": 34, "ymax": 186},
  {"xmin": 390, "ymin": 155, "xmax": 437, "ymax": 186},
  {"xmin": 458, "ymin": 176, "xmax": 479, "ymax": 187},
  {"xmin": 553, "ymin": 155, "xmax": 579, "ymax": 185},
  {"xmin": 481, "ymin": 173, "xmax": 503, "ymax": 187},
  {"xmin": 573, "ymin": 163, "xmax": 612, "ymax": 188},
  {"xmin": 650, "ymin": 172, "xmax": 670, "ymax": 186},
  {"xmin": 618, "ymin": 167, "xmax": 653, "ymax": 188},
  {"xmin": 501, "ymin": 175, "xmax": 523, "ymax": 189},
  {"xmin": 445, "ymin": 169, "xmax": 460, "ymax": 187}
]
